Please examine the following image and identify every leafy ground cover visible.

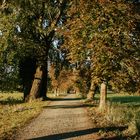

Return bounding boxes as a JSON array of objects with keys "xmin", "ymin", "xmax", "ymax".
[
  {"xmin": 86, "ymin": 93, "xmax": 140, "ymax": 139},
  {"xmin": 0, "ymin": 92, "xmax": 51, "ymax": 140}
]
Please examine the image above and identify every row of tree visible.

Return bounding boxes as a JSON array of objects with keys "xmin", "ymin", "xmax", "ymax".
[
  {"xmin": 0, "ymin": 0, "xmax": 140, "ymax": 109},
  {"xmin": 62, "ymin": 0, "xmax": 140, "ymax": 108}
]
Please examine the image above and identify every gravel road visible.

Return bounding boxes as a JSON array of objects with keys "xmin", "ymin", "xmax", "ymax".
[{"xmin": 16, "ymin": 94, "xmax": 100, "ymax": 140}]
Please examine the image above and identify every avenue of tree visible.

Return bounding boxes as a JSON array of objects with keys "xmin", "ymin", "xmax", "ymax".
[{"xmin": 0, "ymin": 0, "xmax": 140, "ymax": 110}]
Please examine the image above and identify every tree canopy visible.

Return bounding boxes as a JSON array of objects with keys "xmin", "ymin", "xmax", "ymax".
[
  {"xmin": 0, "ymin": 0, "xmax": 140, "ymax": 103},
  {"xmin": 62, "ymin": 0, "xmax": 140, "ymax": 93}
]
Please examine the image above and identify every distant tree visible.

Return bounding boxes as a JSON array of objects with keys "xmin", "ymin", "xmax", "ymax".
[{"xmin": 49, "ymin": 64, "xmax": 77, "ymax": 96}]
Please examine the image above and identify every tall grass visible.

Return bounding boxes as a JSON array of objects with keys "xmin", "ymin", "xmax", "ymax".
[{"xmin": 105, "ymin": 94, "xmax": 140, "ymax": 137}]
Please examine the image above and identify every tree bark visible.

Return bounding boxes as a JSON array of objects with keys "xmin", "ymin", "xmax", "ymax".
[
  {"xmin": 99, "ymin": 82, "xmax": 107, "ymax": 111},
  {"xmin": 87, "ymin": 80, "xmax": 96, "ymax": 100},
  {"xmin": 28, "ymin": 66, "xmax": 43, "ymax": 102},
  {"xmin": 39, "ymin": 64, "xmax": 48, "ymax": 100},
  {"xmin": 23, "ymin": 81, "xmax": 32, "ymax": 101},
  {"xmin": 19, "ymin": 57, "xmax": 37, "ymax": 101}
]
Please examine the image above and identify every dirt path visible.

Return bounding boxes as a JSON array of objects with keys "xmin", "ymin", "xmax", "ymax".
[{"xmin": 16, "ymin": 94, "xmax": 100, "ymax": 140}]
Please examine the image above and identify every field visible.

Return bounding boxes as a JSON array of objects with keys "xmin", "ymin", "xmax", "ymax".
[{"xmin": 87, "ymin": 93, "xmax": 140, "ymax": 139}]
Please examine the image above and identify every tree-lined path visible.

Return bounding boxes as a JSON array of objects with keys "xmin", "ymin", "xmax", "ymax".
[{"xmin": 16, "ymin": 94, "xmax": 100, "ymax": 140}]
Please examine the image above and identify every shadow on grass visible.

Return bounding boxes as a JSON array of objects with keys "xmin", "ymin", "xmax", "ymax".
[
  {"xmin": 29, "ymin": 126, "xmax": 127, "ymax": 140},
  {"xmin": 108, "ymin": 96, "xmax": 140, "ymax": 104},
  {"xmin": 98, "ymin": 136, "xmax": 129, "ymax": 140},
  {"xmin": 0, "ymin": 98, "xmax": 24, "ymax": 105}
]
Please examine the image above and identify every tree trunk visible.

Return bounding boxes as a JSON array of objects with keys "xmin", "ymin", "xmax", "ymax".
[
  {"xmin": 99, "ymin": 82, "xmax": 107, "ymax": 111},
  {"xmin": 40, "ymin": 65, "xmax": 48, "ymax": 100},
  {"xmin": 23, "ymin": 81, "xmax": 32, "ymax": 101},
  {"xmin": 28, "ymin": 66, "xmax": 43, "ymax": 102},
  {"xmin": 87, "ymin": 80, "xmax": 96, "ymax": 100},
  {"xmin": 19, "ymin": 57, "xmax": 37, "ymax": 101}
]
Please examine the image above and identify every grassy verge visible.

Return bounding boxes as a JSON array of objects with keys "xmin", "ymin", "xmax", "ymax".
[
  {"xmin": 0, "ymin": 92, "xmax": 50, "ymax": 140},
  {"xmin": 86, "ymin": 93, "xmax": 140, "ymax": 139}
]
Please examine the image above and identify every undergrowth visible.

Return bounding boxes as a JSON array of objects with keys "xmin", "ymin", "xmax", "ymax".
[
  {"xmin": 106, "ymin": 102, "xmax": 140, "ymax": 137},
  {"xmin": 87, "ymin": 93, "xmax": 140, "ymax": 139}
]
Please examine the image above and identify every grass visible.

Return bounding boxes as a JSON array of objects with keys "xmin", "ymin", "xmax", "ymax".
[
  {"xmin": 106, "ymin": 94, "xmax": 140, "ymax": 137},
  {"xmin": 0, "ymin": 92, "xmax": 50, "ymax": 140},
  {"xmin": 1, "ymin": 92, "xmax": 140, "ymax": 139},
  {"xmin": 87, "ymin": 93, "xmax": 140, "ymax": 139},
  {"xmin": 107, "ymin": 94, "xmax": 140, "ymax": 106}
]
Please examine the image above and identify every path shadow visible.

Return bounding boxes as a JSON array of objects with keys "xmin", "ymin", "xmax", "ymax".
[
  {"xmin": 43, "ymin": 104, "xmax": 94, "ymax": 109},
  {"xmin": 29, "ymin": 126, "xmax": 127, "ymax": 140},
  {"xmin": 49, "ymin": 97, "xmax": 83, "ymax": 101}
]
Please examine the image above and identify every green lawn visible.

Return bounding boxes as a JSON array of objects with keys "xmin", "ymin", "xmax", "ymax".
[
  {"xmin": 107, "ymin": 94, "xmax": 140, "ymax": 107},
  {"xmin": 95, "ymin": 93, "xmax": 140, "ymax": 106}
]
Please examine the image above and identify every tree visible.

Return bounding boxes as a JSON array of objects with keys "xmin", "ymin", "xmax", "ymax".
[
  {"xmin": 0, "ymin": 0, "xmax": 20, "ymax": 91},
  {"xmin": 63, "ymin": 0, "xmax": 140, "ymax": 110},
  {"xmin": 49, "ymin": 64, "xmax": 77, "ymax": 96},
  {"xmin": 0, "ymin": 0, "xmax": 69, "ymax": 101}
]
